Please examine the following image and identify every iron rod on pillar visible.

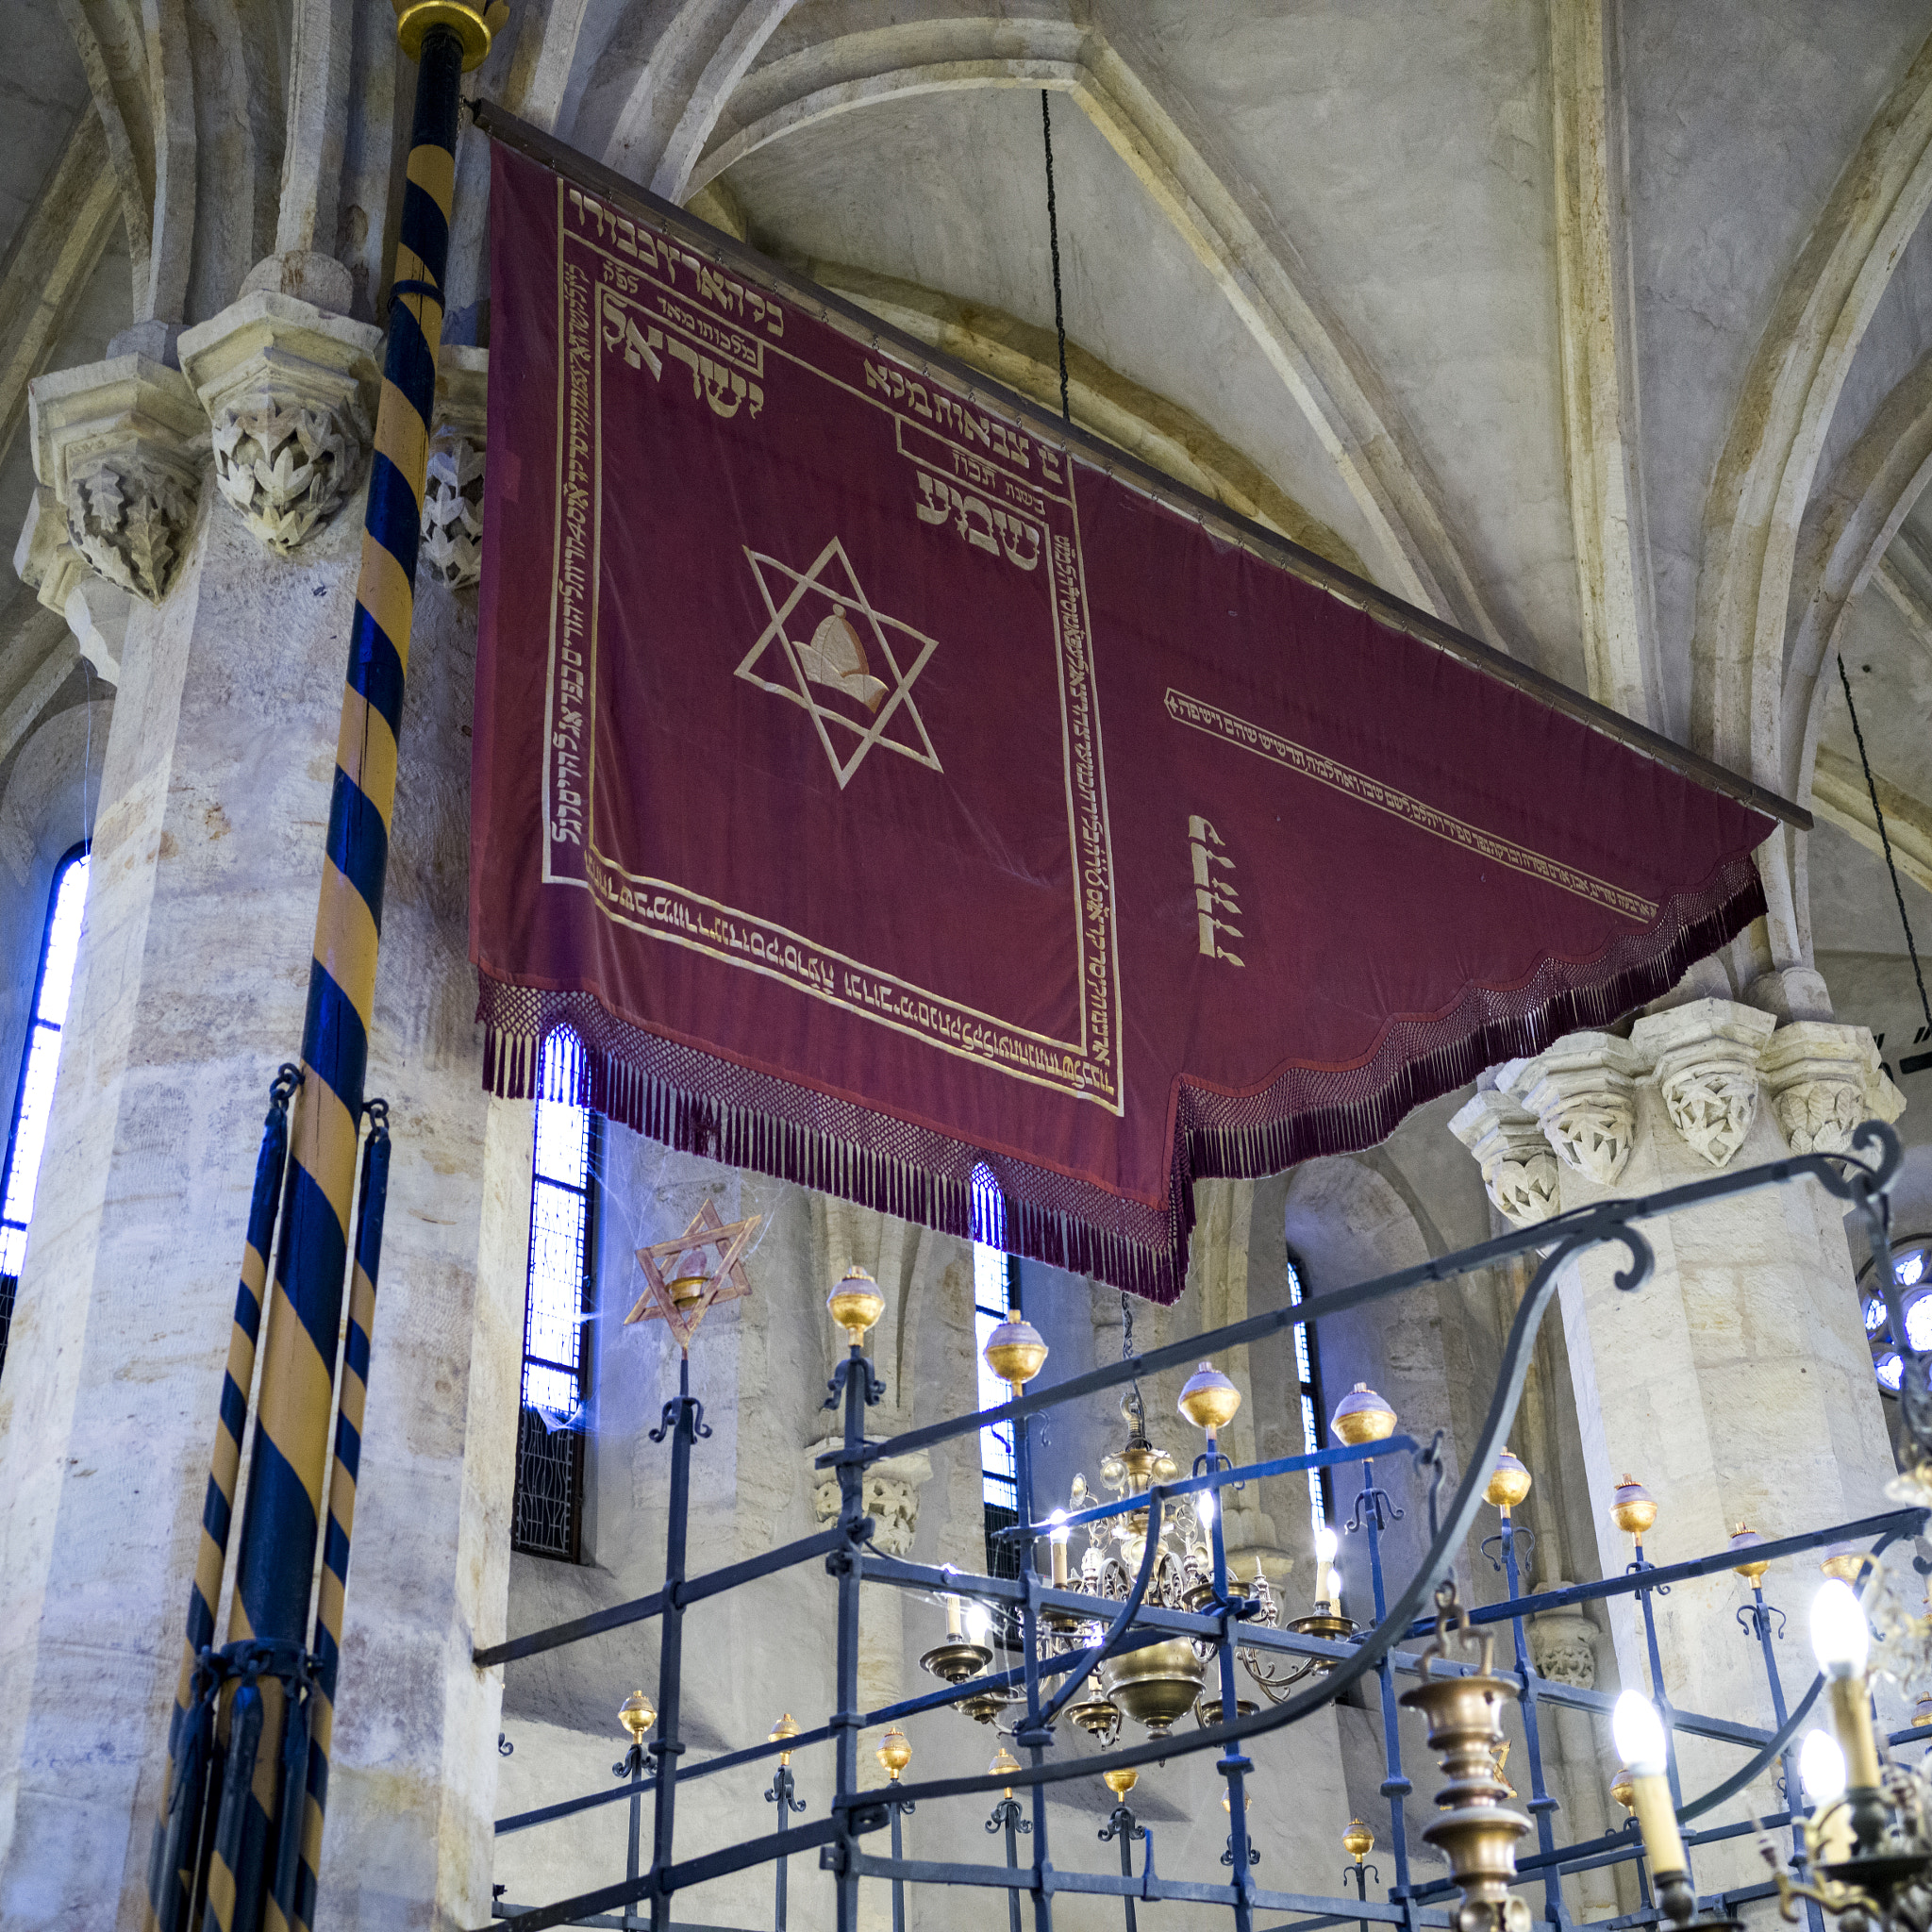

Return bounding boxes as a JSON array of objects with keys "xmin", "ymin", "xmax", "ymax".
[
  {"xmin": 147, "ymin": 1064, "xmax": 299, "ymax": 1932},
  {"xmin": 144, "ymin": 4, "xmax": 500, "ymax": 1924},
  {"xmin": 646, "ymin": 1356, "xmax": 700, "ymax": 1932},
  {"xmin": 286, "ymin": 1103, "xmax": 391, "ymax": 1931}
]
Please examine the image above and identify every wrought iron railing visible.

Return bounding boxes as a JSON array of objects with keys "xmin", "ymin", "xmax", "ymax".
[{"xmin": 478, "ymin": 1123, "xmax": 1921, "ymax": 1932}]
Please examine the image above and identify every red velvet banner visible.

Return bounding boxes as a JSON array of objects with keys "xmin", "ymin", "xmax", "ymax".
[{"xmin": 471, "ymin": 142, "xmax": 1772, "ymax": 1300}]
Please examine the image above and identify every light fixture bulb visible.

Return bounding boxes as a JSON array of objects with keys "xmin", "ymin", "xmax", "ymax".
[
  {"xmin": 1316, "ymin": 1525, "xmax": 1339, "ymax": 1563},
  {"xmin": 1323, "ymin": 1564, "xmax": 1343, "ymax": 1605},
  {"xmin": 1810, "ymin": 1579, "xmax": 1870, "ymax": 1677},
  {"xmin": 1196, "ymin": 1489, "xmax": 1216, "ymax": 1528},
  {"xmin": 963, "ymin": 1601, "xmax": 991, "ymax": 1645},
  {"xmin": 1611, "ymin": 1690, "xmax": 1668, "ymax": 1775},
  {"xmin": 1048, "ymin": 1508, "xmax": 1071, "ymax": 1546},
  {"xmin": 1800, "ymin": 1729, "xmax": 1847, "ymax": 1805}
]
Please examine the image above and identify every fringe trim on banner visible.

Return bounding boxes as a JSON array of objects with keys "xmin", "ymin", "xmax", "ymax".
[{"xmin": 477, "ymin": 855, "xmax": 1766, "ymax": 1303}]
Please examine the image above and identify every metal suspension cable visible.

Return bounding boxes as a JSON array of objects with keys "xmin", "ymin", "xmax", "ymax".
[
  {"xmin": 1838, "ymin": 652, "xmax": 1932, "ymax": 1039},
  {"xmin": 1041, "ymin": 92, "xmax": 1071, "ymax": 424}
]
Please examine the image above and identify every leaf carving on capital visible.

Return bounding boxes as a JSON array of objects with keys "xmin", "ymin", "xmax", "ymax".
[
  {"xmin": 1773, "ymin": 1077, "xmax": 1865, "ymax": 1156},
  {"xmin": 421, "ymin": 436, "xmax": 485, "ymax": 589},
  {"xmin": 1658, "ymin": 1068, "xmax": 1758, "ymax": 1167},
  {"xmin": 210, "ymin": 394, "xmax": 370, "ymax": 553},
  {"xmin": 1542, "ymin": 1104, "xmax": 1634, "ymax": 1186},
  {"xmin": 1489, "ymin": 1156, "xmax": 1559, "ymax": 1228},
  {"xmin": 1527, "ymin": 1620, "xmax": 1595, "ymax": 1690},
  {"xmin": 808, "ymin": 1450, "xmax": 929, "ymax": 1558},
  {"xmin": 1759, "ymin": 1023, "xmax": 1904, "ymax": 1157},
  {"xmin": 1448, "ymin": 1088, "xmax": 1559, "ymax": 1228},
  {"xmin": 65, "ymin": 458, "xmax": 196, "ymax": 605}
]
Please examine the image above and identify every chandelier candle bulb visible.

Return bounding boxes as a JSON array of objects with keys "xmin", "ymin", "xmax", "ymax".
[
  {"xmin": 1811, "ymin": 1580, "xmax": 1885, "ymax": 1790},
  {"xmin": 1800, "ymin": 1729, "xmax": 1855, "ymax": 1866},
  {"xmin": 944, "ymin": 1593, "xmax": 963, "ymax": 1641},
  {"xmin": 1048, "ymin": 1509, "xmax": 1071, "ymax": 1589},
  {"xmin": 1611, "ymin": 1690, "xmax": 1687, "ymax": 1877}
]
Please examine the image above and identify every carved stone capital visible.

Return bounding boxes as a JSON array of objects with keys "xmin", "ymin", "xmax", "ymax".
[
  {"xmin": 808, "ymin": 1440, "xmax": 934, "ymax": 1558},
  {"xmin": 15, "ymin": 488, "xmax": 133, "ymax": 684},
  {"xmin": 29, "ymin": 354, "xmax": 206, "ymax": 605},
  {"xmin": 1760, "ymin": 1024, "xmax": 1906, "ymax": 1156},
  {"xmin": 1527, "ymin": 1595, "xmax": 1597, "ymax": 1690},
  {"xmin": 422, "ymin": 346, "xmax": 487, "ymax": 591},
  {"xmin": 1506, "ymin": 1033, "xmax": 1644, "ymax": 1188},
  {"xmin": 178, "ymin": 292, "xmax": 381, "ymax": 555},
  {"xmin": 1629, "ymin": 998, "xmax": 1776, "ymax": 1168},
  {"xmin": 14, "ymin": 486, "xmax": 89, "ymax": 614},
  {"xmin": 1448, "ymin": 1087, "xmax": 1560, "ymax": 1228}
]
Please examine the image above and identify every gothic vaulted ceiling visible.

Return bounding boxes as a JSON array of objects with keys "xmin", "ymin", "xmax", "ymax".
[{"xmin": 5, "ymin": 0, "xmax": 1932, "ymax": 1065}]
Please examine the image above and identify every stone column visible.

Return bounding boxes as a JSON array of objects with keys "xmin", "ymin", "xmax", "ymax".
[
  {"xmin": 0, "ymin": 352, "xmax": 517, "ymax": 1929},
  {"xmin": 1527, "ymin": 1595, "xmax": 1622, "ymax": 1921},
  {"xmin": 1186, "ymin": 1178, "xmax": 1295, "ymax": 1595},
  {"xmin": 1452, "ymin": 998, "xmax": 1901, "ymax": 1894}
]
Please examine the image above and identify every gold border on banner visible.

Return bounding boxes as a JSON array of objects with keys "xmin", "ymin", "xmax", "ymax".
[
  {"xmin": 541, "ymin": 177, "xmax": 1124, "ymax": 1112},
  {"xmin": 1163, "ymin": 689, "xmax": 1657, "ymax": 924}
]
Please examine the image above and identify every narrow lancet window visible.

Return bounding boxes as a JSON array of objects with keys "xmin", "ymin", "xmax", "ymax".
[
  {"xmin": 1286, "ymin": 1248, "xmax": 1330, "ymax": 1543},
  {"xmin": 512, "ymin": 1031, "xmax": 599, "ymax": 1559},
  {"xmin": 971, "ymin": 1162, "xmax": 1022, "ymax": 1576},
  {"xmin": 0, "ymin": 846, "xmax": 89, "ymax": 1378}
]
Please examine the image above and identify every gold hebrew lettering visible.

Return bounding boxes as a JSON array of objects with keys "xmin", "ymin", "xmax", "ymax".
[
  {"xmin": 954, "ymin": 492, "xmax": 1000, "ymax": 555},
  {"xmin": 915, "ymin": 473, "xmax": 951, "ymax": 525}
]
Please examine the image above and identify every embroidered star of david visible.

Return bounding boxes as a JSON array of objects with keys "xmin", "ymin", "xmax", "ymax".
[
  {"xmin": 625, "ymin": 1199, "xmax": 761, "ymax": 1352},
  {"xmin": 737, "ymin": 537, "xmax": 941, "ymax": 789}
]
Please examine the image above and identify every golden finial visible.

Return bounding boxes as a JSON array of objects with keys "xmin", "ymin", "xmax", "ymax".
[
  {"xmin": 827, "ymin": 1265, "xmax": 886, "ymax": 1343},
  {"xmin": 982, "ymin": 1317, "xmax": 1048, "ymax": 1389},
  {"xmin": 1485, "ymin": 1448, "xmax": 1531, "ymax": 1514},
  {"xmin": 1330, "ymin": 1383, "xmax": 1396, "ymax": 1445},
  {"xmin": 1608, "ymin": 1474, "xmax": 1657, "ymax": 1537},
  {"xmin": 618, "ymin": 1690, "xmax": 657, "ymax": 1743},
  {"xmin": 392, "ymin": 0, "xmax": 508, "ymax": 70},
  {"xmin": 1728, "ymin": 1524, "xmax": 1771, "ymax": 1583},
  {"xmin": 1178, "ymin": 1360, "xmax": 1241, "ymax": 1432},
  {"xmin": 875, "ymin": 1728, "xmax": 911, "ymax": 1781}
]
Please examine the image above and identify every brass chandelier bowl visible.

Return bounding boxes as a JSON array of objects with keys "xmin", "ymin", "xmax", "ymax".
[
  {"xmin": 1100, "ymin": 1637, "xmax": 1208, "ymax": 1739},
  {"xmin": 1196, "ymin": 1694, "xmax": 1258, "ymax": 1727},
  {"xmin": 919, "ymin": 1639, "xmax": 993, "ymax": 1685}
]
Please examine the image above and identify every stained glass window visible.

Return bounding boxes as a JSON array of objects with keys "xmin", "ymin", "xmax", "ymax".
[
  {"xmin": 0, "ymin": 846, "xmax": 89, "ymax": 1379},
  {"xmin": 1286, "ymin": 1250, "xmax": 1331, "ymax": 1544},
  {"xmin": 512, "ymin": 1032, "xmax": 599, "ymax": 1559},
  {"xmin": 972, "ymin": 1162, "xmax": 1022, "ymax": 1576}
]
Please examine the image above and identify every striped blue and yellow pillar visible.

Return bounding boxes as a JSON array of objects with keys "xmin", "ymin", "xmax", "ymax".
[{"xmin": 147, "ymin": 8, "xmax": 504, "ymax": 1930}]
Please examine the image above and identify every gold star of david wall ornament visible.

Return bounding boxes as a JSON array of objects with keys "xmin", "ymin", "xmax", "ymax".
[{"xmin": 625, "ymin": 1199, "xmax": 762, "ymax": 1353}]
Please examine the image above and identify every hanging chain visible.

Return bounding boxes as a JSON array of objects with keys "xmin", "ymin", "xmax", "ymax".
[
  {"xmin": 1120, "ymin": 1288, "xmax": 1144, "ymax": 1420},
  {"xmin": 1838, "ymin": 653, "xmax": 1932, "ymax": 1037},
  {"xmin": 1041, "ymin": 92, "xmax": 1072, "ymax": 425}
]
